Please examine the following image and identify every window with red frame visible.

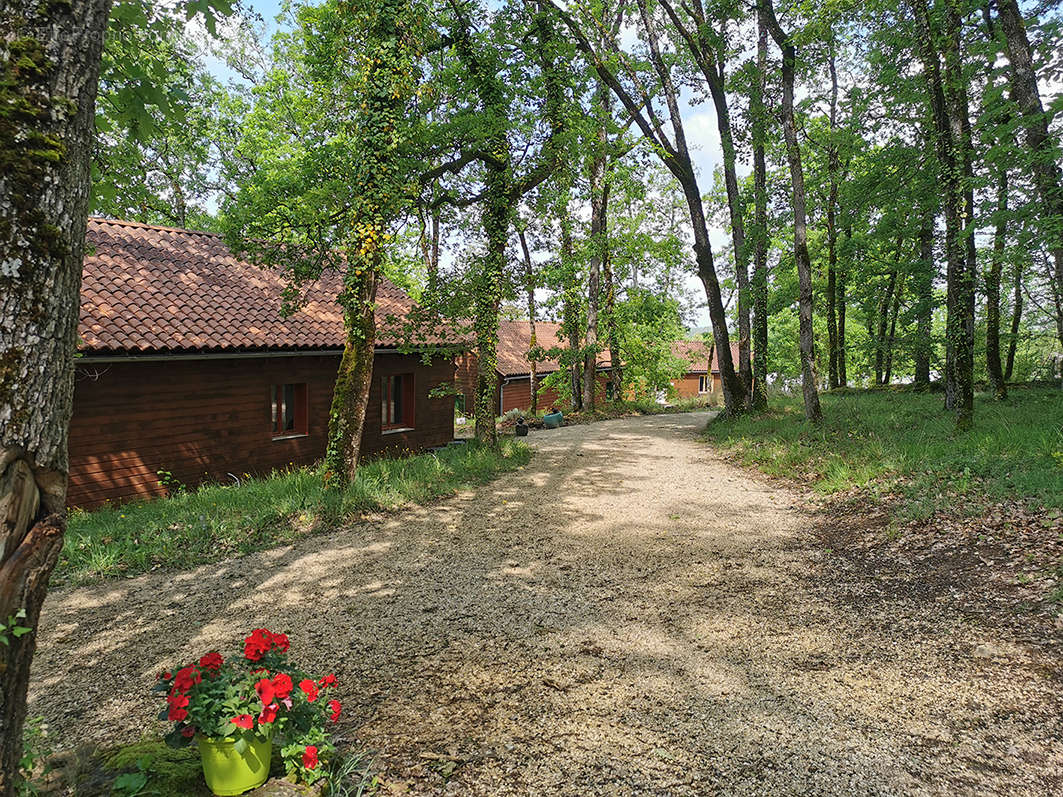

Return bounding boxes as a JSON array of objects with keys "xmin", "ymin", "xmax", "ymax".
[
  {"xmin": 382, "ymin": 373, "xmax": 415, "ymax": 430},
  {"xmin": 271, "ymin": 383, "xmax": 308, "ymax": 438}
]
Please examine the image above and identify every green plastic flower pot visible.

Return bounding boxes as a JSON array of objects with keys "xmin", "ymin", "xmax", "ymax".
[
  {"xmin": 543, "ymin": 411, "xmax": 563, "ymax": 429},
  {"xmin": 198, "ymin": 733, "xmax": 272, "ymax": 796}
]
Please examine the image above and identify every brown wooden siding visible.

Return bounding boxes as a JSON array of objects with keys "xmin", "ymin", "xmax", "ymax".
[
  {"xmin": 671, "ymin": 372, "xmax": 722, "ymax": 404},
  {"xmin": 69, "ymin": 353, "xmax": 455, "ymax": 509}
]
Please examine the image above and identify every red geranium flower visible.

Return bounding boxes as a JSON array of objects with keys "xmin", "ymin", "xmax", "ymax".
[
  {"xmin": 172, "ymin": 665, "xmax": 202, "ymax": 694},
  {"xmin": 157, "ymin": 670, "xmax": 172, "ymax": 681},
  {"xmin": 180, "ymin": 725, "xmax": 195, "ymax": 738},
  {"xmin": 254, "ymin": 678, "xmax": 275, "ymax": 706},
  {"xmin": 302, "ymin": 745, "xmax": 318, "ymax": 769},
  {"xmin": 269, "ymin": 631, "xmax": 290, "ymax": 653},
  {"xmin": 272, "ymin": 672, "xmax": 293, "ymax": 700},
  {"xmin": 298, "ymin": 678, "xmax": 319, "ymax": 702},
  {"xmin": 199, "ymin": 652, "xmax": 223, "ymax": 672},
  {"xmin": 328, "ymin": 699, "xmax": 341, "ymax": 722},
  {"xmin": 230, "ymin": 714, "xmax": 254, "ymax": 729},
  {"xmin": 259, "ymin": 703, "xmax": 278, "ymax": 724},
  {"xmin": 243, "ymin": 629, "xmax": 272, "ymax": 662},
  {"xmin": 167, "ymin": 694, "xmax": 190, "ymax": 722},
  {"xmin": 319, "ymin": 673, "xmax": 337, "ymax": 687}
]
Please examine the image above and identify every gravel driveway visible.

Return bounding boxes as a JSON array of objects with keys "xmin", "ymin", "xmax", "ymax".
[{"xmin": 30, "ymin": 412, "xmax": 1063, "ymax": 795}]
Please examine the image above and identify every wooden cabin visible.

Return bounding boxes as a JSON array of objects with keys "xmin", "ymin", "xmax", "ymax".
[
  {"xmin": 455, "ymin": 320, "xmax": 613, "ymax": 416},
  {"xmin": 670, "ymin": 340, "xmax": 740, "ymax": 404},
  {"xmin": 70, "ymin": 218, "xmax": 459, "ymax": 509}
]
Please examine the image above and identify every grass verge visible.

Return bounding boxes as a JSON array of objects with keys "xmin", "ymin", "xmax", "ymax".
[
  {"xmin": 702, "ymin": 384, "xmax": 1063, "ymax": 521},
  {"xmin": 62, "ymin": 439, "xmax": 531, "ymax": 585}
]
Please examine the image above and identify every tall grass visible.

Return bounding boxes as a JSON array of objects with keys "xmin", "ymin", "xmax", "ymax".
[
  {"xmin": 702, "ymin": 385, "xmax": 1063, "ymax": 520},
  {"xmin": 62, "ymin": 440, "xmax": 531, "ymax": 585}
]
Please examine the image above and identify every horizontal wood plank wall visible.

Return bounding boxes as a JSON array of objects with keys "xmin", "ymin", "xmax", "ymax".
[
  {"xmin": 454, "ymin": 352, "xmax": 478, "ymax": 413},
  {"xmin": 672, "ymin": 373, "xmax": 706, "ymax": 399},
  {"xmin": 670, "ymin": 372, "xmax": 723, "ymax": 405},
  {"xmin": 498, "ymin": 372, "xmax": 610, "ymax": 414},
  {"xmin": 69, "ymin": 353, "xmax": 455, "ymax": 509}
]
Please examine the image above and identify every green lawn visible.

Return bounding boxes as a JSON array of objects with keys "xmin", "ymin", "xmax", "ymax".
[
  {"xmin": 702, "ymin": 385, "xmax": 1063, "ymax": 521},
  {"xmin": 61, "ymin": 439, "xmax": 530, "ymax": 585}
]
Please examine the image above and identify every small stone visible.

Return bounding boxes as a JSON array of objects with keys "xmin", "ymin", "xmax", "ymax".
[{"xmin": 973, "ymin": 643, "xmax": 1004, "ymax": 659}]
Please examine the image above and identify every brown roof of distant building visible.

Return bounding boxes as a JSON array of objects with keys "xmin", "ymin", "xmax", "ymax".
[
  {"xmin": 672, "ymin": 339, "xmax": 740, "ymax": 374},
  {"xmin": 495, "ymin": 319, "xmax": 613, "ymax": 378},
  {"xmin": 79, "ymin": 218, "xmax": 455, "ymax": 354}
]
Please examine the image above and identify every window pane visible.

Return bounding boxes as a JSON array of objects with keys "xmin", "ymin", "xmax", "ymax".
[
  {"xmin": 393, "ymin": 375, "xmax": 403, "ymax": 425},
  {"xmin": 283, "ymin": 384, "xmax": 295, "ymax": 430},
  {"xmin": 271, "ymin": 385, "xmax": 279, "ymax": 433}
]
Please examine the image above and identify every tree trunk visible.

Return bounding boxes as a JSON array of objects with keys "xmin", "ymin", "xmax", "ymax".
[
  {"xmin": 704, "ymin": 45, "xmax": 751, "ymax": 397},
  {"xmin": 324, "ymin": 273, "xmax": 378, "ymax": 484},
  {"xmin": 884, "ymin": 276, "xmax": 903, "ymax": 385},
  {"xmin": 582, "ymin": 79, "xmax": 609, "ymax": 412},
  {"xmin": 825, "ymin": 43, "xmax": 842, "ymax": 390},
  {"xmin": 914, "ymin": 210, "xmax": 935, "ymax": 386},
  {"xmin": 0, "ymin": 1, "xmax": 111, "ymax": 792},
  {"xmin": 559, "ymin": 209, "xmax": 582, "ymax": 411},
  {"xmin": 475, "ymin": 163, "xmax": 509, "ymax": 442},
  {"xmin": 996, "ymin": 0, "xmax": 1063, "ymax": 305},
  {"xmin": 749, "ymin": 12, "xmax": 770, "ymax": 411},
  {"xmin": 914, "ymin": 0, "xmax": 974, "ymax": 429},
  {"xmin": 761, "ymin": 0, "xmax": 822, "ymax": 422},
  {"xmin": 986, "ymin": 165, "xmax": 1008, "ymax": 398},
  {"xmin": 1004, "ymin": 256, "xmax": 1023, "ymax": 380},
  {"xmin": 875, "ymin": 267, "xmax": 898, "ymax": 385},
  {"xmin": 518, "ymin": 227, "xmax": 539, "ymax": 414},
  {"xmin": 838, "ymin": 227, "xmax": 849, "ymax": 387}
]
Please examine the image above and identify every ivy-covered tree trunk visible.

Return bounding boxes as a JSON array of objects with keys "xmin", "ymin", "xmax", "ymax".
[
  {"xmin": 518, "ymin": 228, "xmax": 539, "ymax": 415},
  {"xmin": 558, "ymin": 210, "xmax": 582, "ymax": 411},
  {"xmin": 915, "ymin": 0, "xmax": 974, "ymax": 428},
  {"xmin": 603, "ymin": 246, "xmax": 622, "ymax": 400},
  {"xmin": 944, "ymin": 0, "xmax": 976, "ymax": 428},
  {"xmin": 582, "ymin": 84, "xmax": 608, "ymax": 412},
  {"xmin": 762, "ymin": 0, "xmax": 822, "ymax": 423},
  {"xmin": 0, "ymin": 1, "xmax": 111, "ymax": 792},
  {"xmin": 323, "ymin": 273, "xmax": 378, "ymax": 485}
]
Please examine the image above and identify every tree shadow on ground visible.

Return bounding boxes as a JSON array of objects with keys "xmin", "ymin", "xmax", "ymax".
[{"xmin": 30, "ymin": 412, "xmax": 1063, "ymax": 795}]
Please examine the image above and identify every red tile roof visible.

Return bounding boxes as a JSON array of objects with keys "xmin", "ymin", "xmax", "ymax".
[
  {"xmin": 495, "ymin": 319, "xmax": 613, "ymax": 377},
  {"xmin": 672, "ymin": 339, "xmax": 741, "ymax": 374},
  {"xmin": 79, "ymin": 218, "xmax": 454, "ymax": 354}
]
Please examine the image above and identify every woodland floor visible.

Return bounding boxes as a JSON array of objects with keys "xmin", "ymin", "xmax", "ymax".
[{"xmin": 30, "ymin": 412, "xmax": 1063, "ymax": 795}]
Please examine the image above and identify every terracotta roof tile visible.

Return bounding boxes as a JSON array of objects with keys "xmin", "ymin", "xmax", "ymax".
[
  {"xmin": 80, "ymin": 218, "xmax": 456, "ymax": 354},
  {"xmin": 495, "ymin": 319, "xmax": 613, "ymax": 377},
  {"xmin": 672, "ymin": 339, "xmax": 740, "ymax": 374}
]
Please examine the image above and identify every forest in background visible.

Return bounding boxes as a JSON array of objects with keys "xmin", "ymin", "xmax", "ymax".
[{"xmin": 89, "ymin": 0, "xmax": 1063, "ymax": 431}]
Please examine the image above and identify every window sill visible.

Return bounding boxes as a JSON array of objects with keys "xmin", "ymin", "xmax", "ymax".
[
  {"xmin": 382, "ymin": 426, "xmax": 415, "ymax": 435},
  {"xmin": 272, "ymin": 433, "xmax": 308, "ymax": 441}
]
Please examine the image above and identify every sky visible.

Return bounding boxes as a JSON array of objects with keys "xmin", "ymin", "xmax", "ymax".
[{"xmin": 211, "ymin": 1, "xmax": 731, "ymax": 329}]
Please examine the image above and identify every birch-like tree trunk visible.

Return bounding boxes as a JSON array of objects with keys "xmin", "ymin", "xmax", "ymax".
[
  {"xmin": 0, "ymin": 1, "xmax": 111, "ymax": 791},
  {"xmin": 761, "ymin": 0, "xmax": 822, "ymax": 423},
  {"xmin": 749, "ymin": 12, "xmax": 770, "ymax": 410}
]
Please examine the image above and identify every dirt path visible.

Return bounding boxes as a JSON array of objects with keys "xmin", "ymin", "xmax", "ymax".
[{"xmin": 30, "ymin": 412, "xmax": 1062, "ymax": 795}]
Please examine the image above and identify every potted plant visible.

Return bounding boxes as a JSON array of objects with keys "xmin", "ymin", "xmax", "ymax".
[{"xmin": 156, "ymin": 628, "xmax": 343, "ymax": 795}]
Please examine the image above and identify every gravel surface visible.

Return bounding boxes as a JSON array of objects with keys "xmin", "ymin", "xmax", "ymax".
[{"xmin": 30, "ymin": 412, "xmax": 1063, "ymax": 795}]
